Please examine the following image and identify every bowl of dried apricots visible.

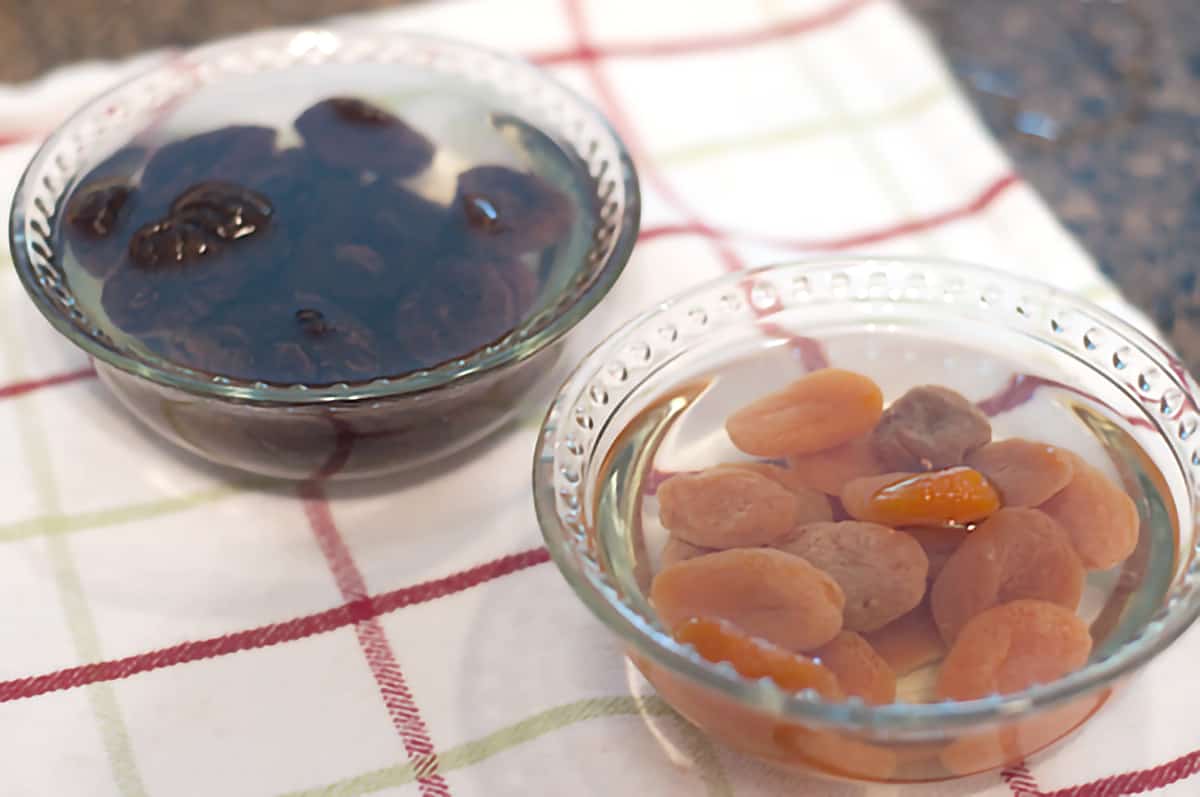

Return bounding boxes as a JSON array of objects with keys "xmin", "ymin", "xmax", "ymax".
[{"xmin": 533, "ymin": 257, "xmax": 1200, "ymax": 783}]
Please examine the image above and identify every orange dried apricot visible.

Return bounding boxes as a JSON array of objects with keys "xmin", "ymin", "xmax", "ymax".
[
  {"xmin": 840, "ymin": 467, "xmax": 1000, "ymax": 527},
  {"xmin": 936, "ymin": 600, "xmax": 1092, "ymax": 700},
  {"xmin": 774, "ymin": 521, "xmax": 928, "ymax": 632},
  {"xmin": 862, "ymin": 601, "xmax": 945, "ymax": 676},
  {"xmin": 966, "ymin": 438, "xmax": 1075, "ymax": 507},
  {"xmin": 725, "ymin": 369, "xmax": 884, "ymax": 457},
  {"xmin": 1040, "ymin": 452, "xmax": 1139, "ymax": 570},
  {"xmin": 902, "ymin": 526, "xmax": 969, "ymax": 581},
  {"xmin": 674, "ymin": 617, "xmax": 843, "ymax": 698},
  {"xmin": 660, "ymin": 536, "xmax": 714, "ymax": 569},
  {"xmin": 651, "ymin": 548, "xmax": 846, "ymax": 652},
  {"xmin": 785, "ymin": 433, "xmax": 884, "ymax": 496},
  {"xmin": 931, "ymin": 508, "xmax": 1084, "ymax": 644},
  {"xmin": 871, "ymin": 385, "xmax": 991, "ymax": 471},
  {"xmin": 812, "ymin": 631, "xmax": 896, "ymax": 705},
  {"xmin": 658, "ymin": 466, "xmax": 797, "ymax": 548},
  {"xmin": 717, "ymin": 462, "xmax": 833, "ymax": 525}
]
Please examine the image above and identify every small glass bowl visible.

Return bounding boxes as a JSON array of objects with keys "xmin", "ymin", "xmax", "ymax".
[
  {"xmin": 9, "ymin": 28, "xmax": 639, "ymax": 480},
  {"xmin": 533, "ymin": 258, "xmax": 1200, "ymax": 783}
]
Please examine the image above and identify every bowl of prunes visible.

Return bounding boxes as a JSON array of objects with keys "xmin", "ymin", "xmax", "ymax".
[{"xmin": 9, "ymin": 28, "xmax": 640, "ymax": 479}]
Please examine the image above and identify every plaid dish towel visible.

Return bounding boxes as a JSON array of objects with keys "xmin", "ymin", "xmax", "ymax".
[{"xmin": 0, "ymin": 0, "xmax": 1195, "ymax": 795}]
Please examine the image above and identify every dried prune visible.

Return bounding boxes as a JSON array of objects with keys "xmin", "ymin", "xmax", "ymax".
[
  {"xmin": 450, "ymin": 166, "xmax": 575, "ymax": 256},
  {"xmin": 936, "ymin": 600, "xmax": 1092, "ymax": 700},
  {"xmin": 394, "ymin": 255, "xmax": 535, "ymax": 369},
  {"xmin": 726, "ymin": 369, "xmax": 884, "ymax": 457},
  {"xmin": 651, "ymin": 548, "xmax": 845, "ymax": 652},
  {"xmin": 871, "ymin": 385, "xmax": 992, "ymax": 471},
  {"xmin": 66, "ymin": 183, "xmax": 133, "ymax": 239},
  {"xmin": 139, "ymin": 125, "xmax": 279, "ymax": 204},
  {"xmin": 101, "ymin": 255, "xmax": 247, "ymax": 334},
  {"xmin": 129, "ymin": 181, "xmax": 272, "ymax": 269},
  {"xmin": 128, "ymin": 215, "xmax": 219, "ymax": 268},
  {"xmin": 658, "ymin": 466, "xmax": 798, "ymax": 548},
  {"xmin": 296, "ymin": 97, "xmax": 434, "ymax": 177},
  {"xmin": 773, "ymin": 521, "xmax": 928, "ymax": 632},
  {"xmin": 149, "ymin": 322, "xmax": 257, "ymax": 378},
  {"xmin": 930, "ymin": 508, "xmax": 1084, "ymax": 644}
]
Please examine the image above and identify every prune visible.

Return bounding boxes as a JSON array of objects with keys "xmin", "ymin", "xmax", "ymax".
[
  {"xmin": 1040, "ymin": 452, "xmax": 1139, "ymax": 570},
  {"xmin": 128, "ymin": 215, "xmax": 220, "ymax": 268},
  {"xmin": 650, "ymin": 548, "xmax": 845, "ymax": 652},
  {"xmin": 674, "ymin": 617, "xmax": 843, "ymax": 698},
  {"xmin": 394, "ymin": 255, "xmax": 537, "ymax": 369},
  {"xmin": 66, "ymin": 183, "xmax": 132, "ymax": 239},
  {"xmin": 129, "ymin": 181, "xmax": 272, "ymax": 269},
  {"xmin": 716, "ymin": 462, "xmax": 834, "ymax": 525},
  {"xmin": 295, "ymin": 97, "xmax": 434, "ymax": 177},
  {"xmin": 871, "ymin": 385, "xmax": 992, "ymax": 471},
  {"xmin": 936, "ymin": 600, "xmax": 1092, "ymax": 700},
  {"xmin": 965, "ymin": 439, "xmax": 1075, "ymax": 507},
  {"xmin": 450, "ymin": 165, "xmax": 575, "ymax": 256},
  {"xmin": 101, "ymin": 254, "xmax": 247, "ymax": 334},
  {"xmin": 930, "ymin": 508, "xmax": 1084, "ymax": 644},
  {"xmin": 786, "ymin": 433, "xmax": 883, "ymax": 496},
  {"xmin": 862, "ymin": 601, "xmax": 945, "ymax": 676},
  {"xmin": 840, "ymin": 467, "xmax": 1000, "ymax": 527},
  {"xmin": 812, "ymin": 631, "xmax": 896, "ymax": 705},
  {"xmin": 139, "ymin": 125, "xmax": 279, "ymax": 204},
  {"xmin": 660, "ymin": 536, "xmax": 715, "ymax": 569},
  {"xmin": 657, "ymin": 466, "xmax": 798, "ymax": 548},
  {"xmin": 726, "ymin": 369, "xmax": 884, "ymax": 457},
  {"xmin": 149, "ymin": 322, "xmax": 257, "ymax": 377},
  {"xmin": 774, "ymin": 521, "xmax": 928, "ymax": 632}
]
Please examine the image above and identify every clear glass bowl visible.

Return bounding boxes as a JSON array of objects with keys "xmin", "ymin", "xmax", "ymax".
[
  {"xmin": 9, "ymin": 28, "xmax": 640, "ymax": 480},
  {"xmin": 533, "ymin": 257, "xmax": 1200, "ymax": 783}
]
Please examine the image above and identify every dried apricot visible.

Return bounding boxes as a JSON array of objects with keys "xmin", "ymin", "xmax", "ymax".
[
  {"xmin": 902, "ymin": 526, "xmax": 969, "ymax": 581},
  {"xmin": 936, "ymin": 600, "xmax": 1092, "ymax": 700},
  {"xmin": 931, "ymin": 508, "xmax": 1084, "ymax": 644},
  {"xmin": 812, "ymin": 632, "xmax": 896, "ymax": 705},
  {"xmin": 966, "ymin": 439, "xmax": 1075, "ymax": 507},
  {"xmin": 1040, "ymin": 452, "xmax": 1139, "ymax": 570},
  {"xmin": 840, "ymin": 467, "xmax": 1000, "ymax": 527},
  {"xmin": 674, "ymin": 617, "xmax": 843, "ymax": 698},
  {"xmin": 659, "ymin": 536, "xmax": 714, "ymax": 569},
  {"xmin": 717, "ymin": 462, "xmax": 833, "ymax": 525},
  {"xmin": 651, "ymin": 549, "xmax": 845, "ymax": 652},
  {"xmin": 785, "ymin": 433, "xmax": 884, "ymax": 496},
  {"xmin": 657, "ymin": 467, "xmax": 798, "ymax": 548},
  {"xmin": 862, "ymin": 602, "xmax": 945, "ymax": 676},
  {"xmin": 725, "ymin": 369, "xmax": 884, "ymax": 457},
  {"xmin": 774, "ymin": 521, "xmax": 928, "ymax": 632},
  {"xmin": 871, "ymin": 385, "xmax": 991, "ymax": 471}
]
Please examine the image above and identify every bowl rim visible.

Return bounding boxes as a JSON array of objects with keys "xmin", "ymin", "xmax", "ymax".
[
  {"xmin": 9, "ymin": 26, "xmax": 641, "ymax": 406},
  {"xmin": 533, "ymin": 255, "xmax": 1200, "ymax": 735}
]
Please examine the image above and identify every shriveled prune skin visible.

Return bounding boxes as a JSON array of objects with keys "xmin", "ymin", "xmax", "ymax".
[
  {"xmin": 129, "ymin": 181, "xmax": 273, "ymax": 269},
  {"xmin": 139, "ymin": 125, "xmax": 279, "ymax": 205},
  {"xmin": 871, "ymin": 385, "xmax": 992, "ymax": 471},
  {"xmin": 66, "ymin": 184, "xmax": 132, "ymax": 239},
  {"xmin": 63, "ymin": 146, "xmax": 149, "ymax": 279},
  {"xmin": 295, "ymin": 97, "xmax": 434, "ymax": 177},
  {"xmin": 450, "ymin": 165, "xmax": 575, "ymax": 256}
]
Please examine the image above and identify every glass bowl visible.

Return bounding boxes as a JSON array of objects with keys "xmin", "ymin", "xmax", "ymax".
[
  {"xmin": 9, "ymin": 28, "xmax": 639, "ymax": 480},
  {"xmin": 533, "ymin": 257, "xmax": 1200, "ymax": 783}
]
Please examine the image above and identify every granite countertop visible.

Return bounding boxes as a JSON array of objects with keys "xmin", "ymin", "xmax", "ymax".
[{"xmin": 1, "ymin": 0, "xmax": 1197, "ymax": 371}]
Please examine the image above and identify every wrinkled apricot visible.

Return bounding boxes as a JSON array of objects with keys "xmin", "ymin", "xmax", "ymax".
[
  {"xmin": 936, "ymin": 600, "xmax": 1092, "ymax": 700},
  {"xmin": 651, "ymin": 549, "xmax": 845, "ymax": 652},
  {"xmin": 774, "ymin": 521, "xmax": 928, "ymax": 632},
  {"xmin": 862, "ymin": 601, "xmax": 945, "ymax": 676},
  {"xmin": 840, "ymin": 467, "xmax": 1000, "ymax": 527},
  {"xmin": 657, "ymin": 467, "xmax": 797, "ymax": 548},
  {"xmin": 966, "ymin": 439, "xmax": 1075, "ymax": 507},
  {"xmin": 785, "ymin": 433, "xmax": 884, "ymax": 496},
  {"xmin": 1040, "ymin": 452, "xmax": 1139, "ymax": 570},
  {"xmin": 725, "ymin": 369, "xmax": 884, "ymax": 457},
  {"xmin": 901, "ymin": 526, "xmax": 969, "ymax": 581},
  {"xmin": 674, "ymin": 617, "xmax": 843, "ymax": 698},
  {"xmin": 659, "ymin": 536, "xmax": 714, "ymax": 569},
  {"xmin": 812, "ymin": 632, "xmax": 896, "ymax": 705},
  {"xmin": 872, "ymin": 385, "xmax": 991, "ymax": 471},
  {"xmin": 717, "ymin": 462, "xmax": 834, "ymax": 525},
  {"xmin": 931, "ymin": 508, "xmax": 1084, "ymax": 644}
]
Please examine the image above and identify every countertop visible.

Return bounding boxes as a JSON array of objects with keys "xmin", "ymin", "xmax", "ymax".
[{"xmin": 1, "ymin": 0, "xmax": 1197, "ymax": 371}]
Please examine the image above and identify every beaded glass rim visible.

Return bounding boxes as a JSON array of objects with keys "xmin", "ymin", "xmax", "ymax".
[
  {"xmin": 9, "ymin": 27, "xmax": 641, "ymax": 405},
  {"xmin": 533, "ymin": 257, "xmax": 1200, "ymax": 736}
]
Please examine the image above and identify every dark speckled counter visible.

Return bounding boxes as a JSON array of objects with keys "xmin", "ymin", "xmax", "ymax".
[{"xmin": 1, "ymin": 0, "xmax": 1197, "ymax": 369}]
